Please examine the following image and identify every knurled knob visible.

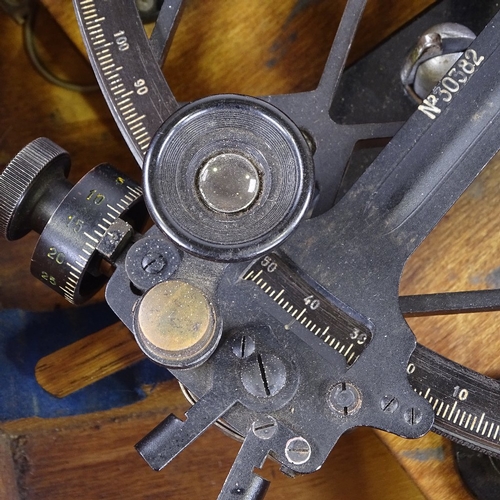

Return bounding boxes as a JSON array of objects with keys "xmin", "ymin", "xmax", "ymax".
[{"xmin": 0, "ymin": 137, "xmax": 71, "ymax": 240}]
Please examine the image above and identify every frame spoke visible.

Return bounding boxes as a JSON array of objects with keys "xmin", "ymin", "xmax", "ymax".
[
  {"xmin": 347, "ymin": 121, "xmax": 403, "ymax": 142},
  {"xmin": 149, "ymin": 0, "xmax": 185, "ymax": 66},
  {"xmin": 315, "ymin": 0, "xmax": 367, "ymax": 109},
  {"xmin": 400, "ymin": 289, "xmax": 500, "ymax": 316}
]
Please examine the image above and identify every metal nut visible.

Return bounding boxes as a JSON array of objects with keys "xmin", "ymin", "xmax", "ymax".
[{"xmin": 401, "ymin": 23, "xmax": 476, "ymax": 102}]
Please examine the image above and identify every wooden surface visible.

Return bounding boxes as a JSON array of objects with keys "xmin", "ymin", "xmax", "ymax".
[
  {"xmin": 35, "ymin": 322, "xmax": 145, "ymax": 398},
  {"xmin": 0, "ymin": 431, "xmax": 19, "ymax": 500},
  {"xmin": 1, "ymin": 1, "xmax": 499, "ymax": 499},
  {"xmin": 0, "ymin": 379, "xmax": 424, "ymax": 499}
]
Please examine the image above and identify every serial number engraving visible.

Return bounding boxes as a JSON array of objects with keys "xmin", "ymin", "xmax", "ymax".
[{"xmin": 418, "ymin": 49, "xmax": 485, "ymax": 120}]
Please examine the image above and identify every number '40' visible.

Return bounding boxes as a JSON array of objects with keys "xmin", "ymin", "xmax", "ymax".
[{"xmin": 304, "ymin": 295, "xmax": 320, "ymax": 310}]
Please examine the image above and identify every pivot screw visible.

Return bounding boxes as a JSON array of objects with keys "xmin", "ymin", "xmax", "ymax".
[
  {"xmin": 328, "ymin": 382, "xmax": 361, "ymax": 416},
  {"xmin": 241, "ymin": 353, "xmax": 286, "ymax": 398},
  {"xmin": 404, "ymin": 407, "xmax": 423, "ymax": 426},
  {"xmin": 380, "ymin": 395, "xmax": 399, "ymax": 413},
  {"xmin": 285, "ymin": 437, "xmax": 311, "ymax": 465},
  {"xmin": 252, "ymin": 416, "xmax": 278, "ymax": 440}
]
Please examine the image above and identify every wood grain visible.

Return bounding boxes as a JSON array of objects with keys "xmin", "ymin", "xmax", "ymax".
[
  {"xmin": 0, "ymin": 431, "xmax": 19, "ymax": 500},
  {"xmin": 43, "ymin": 0, "xmax": 435, "ymax": 98},
  {"xmin": 1, "ymin": 380, "xmax": 423, "ymax": 500},
  {"xmin": 377, "ymin": 432, "xmax": 473, "ymax": 500},
  {"xmin": 35, "ymin": 322, "xmax": 145, "ymax": 397}
]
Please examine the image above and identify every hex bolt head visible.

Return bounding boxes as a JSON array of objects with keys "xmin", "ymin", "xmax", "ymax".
[
  {"xmin": 328, "ymin": 382, "xmax": 362, "ymax": 416},
  {"xmin": 400, "ymin": 23, "xmax": 476, "ymax": 102},
  {"xmin": 252, "ymin": 416, "xmax": 278, "ymax": 440},
  {"xmin": 404, "ymin": 407, "xmax": 423, "ymax": 426},
  {"xmin": 285, "ymin": 437, "xmax": 311, "ymax": 465},
  {"xmin": 380, "ymin": 395, "xmax": 399, "ymax": 413}
]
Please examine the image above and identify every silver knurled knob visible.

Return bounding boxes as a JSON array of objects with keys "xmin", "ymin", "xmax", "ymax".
[{"xmin": 0, "ymin": 137, "xmax": 70, "ymax": 240}]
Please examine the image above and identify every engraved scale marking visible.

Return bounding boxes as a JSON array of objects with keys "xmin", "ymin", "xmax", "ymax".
[{"xmin": 242, "ymin": 254, "xmax": 372, "ymax": 365}]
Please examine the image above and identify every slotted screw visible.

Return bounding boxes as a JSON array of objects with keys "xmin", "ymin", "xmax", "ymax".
[
  {"xmin": 328, "ymin": 382, "xmax": 361, "ymax": 415},
  {"xmin": 380, "ymin": 395, "xmax": 399, "ymax": 413},
  {"xmin": 231, "ymin": 335, "xmax": 255, "ymax": 359},
  {"xmin": 141, "ymin": 252, "xmax": 166, "ymax": 274},
  {"xmin": 252, "ymin": 416, "xmax": 278, "ymax": 440},
  {"xmin": 241, "ymin": 353, "xmax": 286, "ymax": 398},
  {"xmin": 285, "ymin": 437, "xmax": 311, "ymax": 465},
  {"xmin": 404, "ymin": 407, "xmax": 423, "ymax": 426}
]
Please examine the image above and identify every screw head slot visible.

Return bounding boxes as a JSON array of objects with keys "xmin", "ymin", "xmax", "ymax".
[
  {"xmin": 328, "ymin": 382, "xmax": 362, "ymax": 416},
  {"xmin": 285, "ymin": 437, "xmax": 311, "ymax": 465}
]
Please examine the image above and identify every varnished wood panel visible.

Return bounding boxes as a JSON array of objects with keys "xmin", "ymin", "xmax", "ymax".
[
  {"xmin": 2, "ymin": 380, "xmax": 423, "ymax": 500},
  {"xmin": 2, "ymin": 1, "xmax": 497, "ymax": 499}
]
